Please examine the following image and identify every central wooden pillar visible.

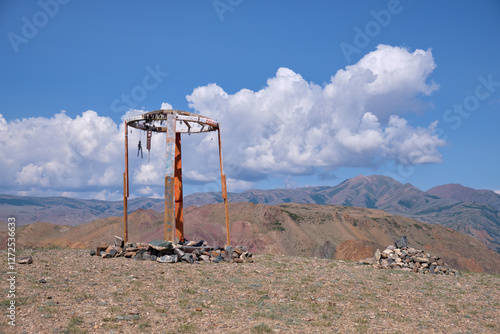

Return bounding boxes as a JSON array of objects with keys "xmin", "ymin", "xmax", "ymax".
[
  {"xmin": 174, "ymin": 133, "xmax": 184, "ymax": 242},
  {"xmin": 164, "ymin": 114, "xmax": 176, "ymax": 241}
]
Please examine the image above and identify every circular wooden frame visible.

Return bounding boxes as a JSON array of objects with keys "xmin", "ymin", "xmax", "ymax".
[{"xmin": 126, "ymin": 109, "xmax": 219, "ymax": 133}]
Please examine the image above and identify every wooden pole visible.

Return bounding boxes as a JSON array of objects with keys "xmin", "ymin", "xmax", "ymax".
[
  {"xmin": 217, "ymin": 126, "xmax": 231, "ymax": 246},
  {"xmin": 164, "ymin": 114, "xmax": 176, "ymax": 241},
  {"xmin": 123, "ymin": 121, "xmax": 129, "ymax": 243},
  {"xmin": 174, "ymin": 133, "xmax": 184, "ymax": 242}
]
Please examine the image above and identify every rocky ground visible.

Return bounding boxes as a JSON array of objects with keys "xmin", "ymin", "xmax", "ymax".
[{"xmin": 1, "ymin": 249, "xmax": 499, "ymax": 334}]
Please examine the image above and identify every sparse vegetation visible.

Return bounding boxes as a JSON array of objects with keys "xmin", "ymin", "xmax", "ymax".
[
  {"xmin": 251, "ymin": 323, "xmax": 273, "ymax": 333},
  {"xmin": 6, "ymin": 248, "xmax": 500, "ymax": 333},
  {"xmin": 281, "ymin": 209, "xmax": 302, "ymax": 221}
]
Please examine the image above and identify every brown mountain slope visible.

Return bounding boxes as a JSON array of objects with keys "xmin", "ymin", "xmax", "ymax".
[
  {"xmin": 5, "ymin": 203, "xmax": 500, "ymax": 274},
  {"xmin": 427, "ymin": 183, "xmax": 500, "ymax": 210}
]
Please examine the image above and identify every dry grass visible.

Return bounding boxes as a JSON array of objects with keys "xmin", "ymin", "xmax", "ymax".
[{"xmin": 1, "ymin": 249, "xmax": 499, "ymax": 333}]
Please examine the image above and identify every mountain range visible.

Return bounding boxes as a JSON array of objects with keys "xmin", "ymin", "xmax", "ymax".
[{"xmin": 1, "ymin": 175, "xmax": 499, "ymax": 253}]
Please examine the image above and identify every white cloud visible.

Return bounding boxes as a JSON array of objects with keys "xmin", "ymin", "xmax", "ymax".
[
  {"xmin": 0, "ymin": 109, "xmax": 170, "ymax": 200},
  {"xmin": 226, "ymin": 178, "xmax": 255, "ymax": 192},
  {"xmin": 495, "ymin": 190, "xmax": 500, "ymax": 195},
  {"xmin": 161, "ymin": 102, "xmax": 173, "ymax": 110},
  {"xmin": 0, "ymin": 45, "xmax": 447, "ymax": 197},
  {"xmin": 185, "ymin": 44, "xmax": 445, "ymax": 181}
]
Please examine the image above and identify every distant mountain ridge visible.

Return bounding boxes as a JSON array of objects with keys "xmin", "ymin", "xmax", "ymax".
[
  {"xmin": 182, "ymin": 175, "xmax": 500, "ymax": 253},
  {"xmin": 427, "ymin": 183, "xmax": 500, "ymax": 210},
  {"xmin": 1, "ymin": 175, "xmax": 499, "ymax": 253}
]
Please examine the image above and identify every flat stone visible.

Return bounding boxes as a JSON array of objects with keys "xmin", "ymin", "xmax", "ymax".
[
  {"xmin": 382, "ymin": 249, "xmax": 393, "ymax": 257},
  {"xmin": 101, "ymin": 252, "xmax": 112, "ymax": 258},
  {"xmin": 157, "ymin": 254, "xmax": 178, "ymax": 263},
  {"xmin": 18, "ymin": 255, "xmax": 33, "ymax": 264},
  {"xmin": 234, "ymin": 247, "xmax": 244, "ymax": 255},
  {"xmin": 199, "ymin": 255, "xmax": 211, "ymax": 262},
  {"xmin": 361, "ymin": 257, "xmax": 376, "ymax": 265},
  {"xmin": 414, "ymin": 257, "xmax": 429, "ymax": 263},
  {"xmin": 148, "ymin": 239, "xmax": 173, "ymax": 251},
  {"xmin": 386, "ymin": 245, "xmax": 396, "ymax": 251}
]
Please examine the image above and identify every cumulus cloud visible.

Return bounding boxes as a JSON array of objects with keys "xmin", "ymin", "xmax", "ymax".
[
  {"xmin": 0, "ymin": 109, "xmax": 169, "ymax": 199},
  {"xmin": 0, "ymin": 45, "xmax": 446, "ymax": 198},
  {"xmin": 185, "ymin": 44, "xmax": 445, "ymax": 182}
]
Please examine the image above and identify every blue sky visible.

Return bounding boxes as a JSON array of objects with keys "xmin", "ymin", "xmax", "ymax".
[{"xmin": 1, "ymin": 0, "xmax": 499, "ymax": 200}]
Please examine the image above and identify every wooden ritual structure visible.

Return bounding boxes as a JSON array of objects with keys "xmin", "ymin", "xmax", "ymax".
[{"xmin": 123, "ymin": 109, "xmax": 230, "ymax": 245}]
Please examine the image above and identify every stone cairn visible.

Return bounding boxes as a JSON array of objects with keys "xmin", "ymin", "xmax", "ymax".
[
  {"xmin": 360, "ymin": 236, "xmax": 460, "ymax": 275},
  {"xmin": 90, "ymin": 236, "xmax": 254, "ymax": 264}
]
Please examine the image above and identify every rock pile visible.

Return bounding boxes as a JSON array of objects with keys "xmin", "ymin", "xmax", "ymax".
[
  {"xmin": 360, "ymin": 236, "xmax": 460, "ymax": 275},
  {"xmin": 91, "ymin": 236, "xmax": 254, "ymax": 264}
]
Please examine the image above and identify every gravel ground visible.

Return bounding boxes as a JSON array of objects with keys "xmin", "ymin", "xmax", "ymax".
[{"xmin": 1, "ymin": 249, "xmax": 499, "ymax": 333}]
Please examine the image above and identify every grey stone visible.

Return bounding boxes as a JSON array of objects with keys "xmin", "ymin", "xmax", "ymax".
[
  {"xmin": 143, "ymin": 253, "xmax": 157, "ymax": 261},
  {"xmin": 124, "ymin": 242, "xmax": 135, "ymax": 248},
  {"xmin": 101, "ymin": 252, "xmax": 112, "ymax": 258},
  {"xmin": 181, "ymin": 254, "xmax": 195, "ymax": 264},
  {"xmin": 174, "ymin": 248, "xmax": 185, "ymax": 257},
  {"xmin": 148, "ymin": 239, "xmax": 173, "ymax": 251},
  {"xmin": 18, "ymin": 255, "xmax": 33, "ymax": 264},
  {"xmin": 157, "ymin": 254, "xmax": 178, "ymax": 263},
  {"xmin": 199, "ymin": 255, "xmax": 211, "ymax": 262},
  {"xmin": 237, "ymin": 245, "xmax": 248, "ymax": 252},
  {"xmin": 89, "ymin": 250, "xmax": 96, "ymax": 256},
  {"xmin": 395, "ymin": 236, "xmax": 408, "ymax": 248},
  {"xmin": 109, "ymin": 249, "xmax": 119, "ymax": 257},
  {"xmin": 114, "ymin": 235, "xmax": 124, "ymax": 248},
  {"xmin": 225, "ymin": 245, "xmax": 234, "ymax": 254}
]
